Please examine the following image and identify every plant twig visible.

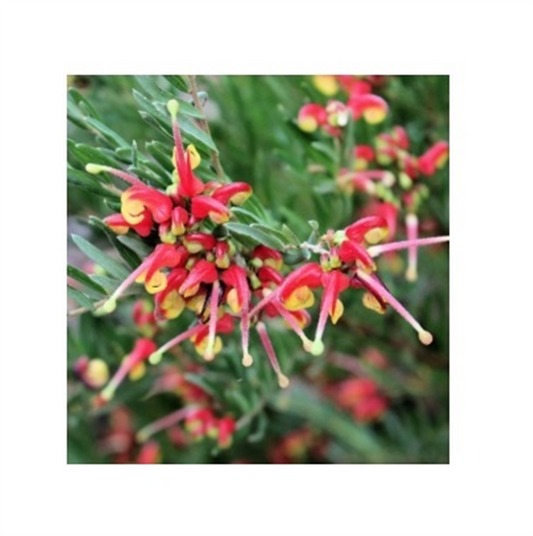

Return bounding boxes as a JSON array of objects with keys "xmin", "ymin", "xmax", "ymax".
[
  {"xmin": 67, "ymin": 292, "xmax": 134, "ymax": 318},
  {"xmin": 67, "ymin": 298, "xmax": 106, "ymax": 318},
  {"xmin": 283, "ymin": 241, "xmax": 329, "ymax": 255},
  {"xmin": 188, "ymin": 75, "xmax": 225, "ymax": 181}
]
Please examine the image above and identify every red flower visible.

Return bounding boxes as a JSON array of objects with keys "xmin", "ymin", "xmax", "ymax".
[
  {"xmin": 418, "ymin": 141, "xmax": 449, "ymax": 176},
  {"xmin": 73, "ymin": 356, "xmax": 109, "ymax": 390},
  {"xmin": 167, "ymin": 100, "xmax": 205, "ymax": 198},
  {"xmin": 100, "ymin": 338, "xmax": 157, "ymax": 401},
  {"xmin": 333, "ymin": 378, "xmax": 388, "ymax": 423},
  {"xmin": 297, "ymin": 103, "xmax": 328, "ymax": 133},
  {"xmin": 348, "ymin": 93, "xmax": 389, "ymax": 124},
  {"xmin": 354, "ymin": 145, "xmax": 375, "ymax": 170},
  {"xmin": 216, "ymin": 417, "xmax": 236, "ymax": 449},
  {"xmin": 103, "ymin": 210, "xmax": 154, "ymax": 238},
  {"xmin": 136, "ymin": 441, "xmax": 161, "ymax": 464},
  {"xmin": 121, "ymin": 184, "xmax": 173, "ymax": 225}
]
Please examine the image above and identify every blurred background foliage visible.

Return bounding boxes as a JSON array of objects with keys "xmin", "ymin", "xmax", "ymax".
[{"xmin": 67, "ymin": 75, "xmax": 449, "ymax": 464}]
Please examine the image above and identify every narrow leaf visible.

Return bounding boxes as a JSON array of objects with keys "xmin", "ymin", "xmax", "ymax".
[
  {"xmin": 67, "ymin": 286, "xmax": 94, "ymax": 310},
  {"xmin": 67, "ymin": 265, "xmax": 107, "ymax": 296},
  {"xmin": 224, "ymin": 222, "xmax": 285, "ymax": 250},
  {"xmin": 72, "ymin": 235, "xmax": 129, "ymax": 280}
]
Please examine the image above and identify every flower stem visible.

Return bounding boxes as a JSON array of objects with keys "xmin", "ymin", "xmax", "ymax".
[
  {"xmin": 136, "ymin": 406, "xmax": 199, "ymax": 443},
  {"xmin": 188, "ymin": 75, "xmax": 225, "ymax": 181}
]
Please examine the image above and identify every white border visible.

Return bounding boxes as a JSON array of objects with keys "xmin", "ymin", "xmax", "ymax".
[{"xmin": 1, "ymin": 1, "xmax": 533, "ymax": 535}]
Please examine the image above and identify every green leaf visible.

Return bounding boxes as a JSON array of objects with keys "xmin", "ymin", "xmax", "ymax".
[
  {"xmin": 83, "ymin": 117, "xmax": 130, "ymax": 148},
  {"xmin": 72, "ymin": 235, "xmax": 129, "ymax": 280},
  {"xmin": 135, "ymin": 75, "xmax": 174, "ymax": 101},
  {"xmin": 275, "ymin": 382, "xmax": 389, "ymax": 463},
  {"xmin": 177, "ymin": 114, "xmax": 218, "ymax": 153},
  {"xmin": 250, "ymin": 223, "xmax": 288, "ymax": 246},
  {"xmin": 88, "ymin": 217, "xmax": 142, "ymax": 270},
  {"xmin": 230, "ymin": 207, "xmax": 262, "ymax": 224},
  {"xmin": 174, "ymin": 99, "xmax": 204, "ymax": 119},
  {"xmin": 69, "ymin": 142, "xmax": 122, "ymax": 169},
  {"xmin": 238, "ymin": 195, "xmax": 271, "ymax": 223},
  {"xmin": 283, "ymin": 249, "xmax": 310, "ymax": 265},
  {"xmin": 281, "ymin": 224, "xmax": 301, "ymax": 245},
  {"xmin": 68, "ymin": 88, "xmax": 101, "ymax": 120},
  {"xmin": 116, "ymin": 235, "xmax": 152, "ymax": 258},
  {"xmin": 67, "ymin": 286, "xmax": 94, "ymax": 310},
  {"xmin": 313, "ymin": 182, "xmax": 337, "ymax": 194},
  {"xmin": 67, "ymin": 167, "xmax": 118, "ymax": 198},
  {"xmin": 127, "ymin": 165, "xmax": 169, "ymax": 189},
  {"xmin": 90, "ymin": 275, "xmax": 120, "ymax": 293},
  {"xmin": 67, "ymin": 265, "xmax": 107, "ymax": 296},
  {"xmin": 137, "ymin": 76, "xmax": 204, "ymax": 119},
  {"xmin": 247, "ymin": 412, "xmax": 268, "ymax": 443},
  {"xmin": 310, "ymin": 141, "xmax": 338, "ymax": 162},
  {"xmin": 224, "ymin": 222, "xmax": 285, "ymax": 250},
  {"xmin": 164, "ymin": 75, "xmax": 189, "ymax": 92},
  {"xmin": 226, "ymin": 389, "xmax": 251, "ymax": 413},
  {"xmin": 145, "ymin": 141, "xmax": 174, "ymax": 172},
  {"xmin": 138, "ymin": 110, "xmax": 171, "ymax": 140}
]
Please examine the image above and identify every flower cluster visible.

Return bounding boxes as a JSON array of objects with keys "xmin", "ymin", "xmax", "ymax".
[
  {"xmin": 253, "ymin": 215, "xmax": 448, "ymax": 359},
  {"xmin": 293, "ymin": 76, "xmax": 449, "ymax": 283},
  {"xmin": 297, "ymin": 75, "xmax": 389, "ymax": 135},
  {"xmin": 329, "ymin": 377, "xmax": 388, "ymax": 423},
  {"xmin": 268, "ymin": 427, "xmax": 327, "ymax": 464},
  {"xmin": 336, "ymin": 125, "xmax": 449, "ymax": 281},
  {"xmin": 83, "ymin": 99, "xmax": 447, "ymax": 408}
]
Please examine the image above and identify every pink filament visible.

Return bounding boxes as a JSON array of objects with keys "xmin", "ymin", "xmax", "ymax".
[
  {"xmin": 357, "ymin": 270, "xmax": 425, "ymax": 334},
  {"xmin": 367, "ymin": 236, "xmax": 449, "ymax": 257},
  {"xmin": 256, "ymin": 322, "xmax": 284, "ymax": 378}
]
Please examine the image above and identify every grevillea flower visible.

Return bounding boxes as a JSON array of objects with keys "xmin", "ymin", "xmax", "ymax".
[
  {"xmin": 325, "ymin": 100, "xmax": 350, "ymax": 127},
  {"xmin": 363, "ymin": 201, "xmax": 399, "ymax": 241},
  {"xmin": 216, "ymin": 417, "xmax": 236, "ymax": 449},
  {"xmin": 269, "ymin": 428, "xmax": 320, "ymax": 464},
  {"xmin": 103, "ymin": 211, "xmax": 154, "ymax": 238},
  {"xmin": 120, "ymin": 184, "xmax": 173, "ymax": 225},
  {"xmin": 73, "ymin": 356, "xmax": 109, "ymax": 390},
  {"xmin": 96, "ymin": 244, "xmax": 184, "ymax": 315},
  {"xmin": 330, "ymin": 378, "xmax": 388, "ymax": 423},
  {"xmin": 337, "ymin": 169, "xmax": 396, "ymax": 195},
  {"xmin": 136, "ymin": 441, "xmax": 161, "ymax": 464},
  {"xmin": 312, "ymin": 75, "xmax": 340, "ymax": 96},
  {"xmin": 297, "ymin": 103, "xmax": 328, "ymax": 133},
  {"xmin": 100, "ymin": 338, "xmax": 157, "ymax": 401},
  {"xmin": 210, "ymin": 182, "xmax": 253, "ymax": 206},
  {"xmin": 167, "ymin": 100, "xmax": 205, "ymax": 198},
  {"xmin": 337, "ymin": 76, "xmax": 372, "ymax": 96},
  {"xmin": 191, "ymin": 195, "xmax": 230, "ymax": 224},
  {"xmin": 221, "ymin": 264, "xmax": 253, "ymax": 365},
  {"xmin": 81, "ymin": 92, "xmax": 448, "ymax": 401},
  {"xmin": 132, "ymin": 300, "xmax": 158, "ymax": 337},
  {"xmin": 418, "ymin": 141, "xmax": 449, "ymax": 176},
  {"xmin": 354, "ymin": 145, "xmax": 375, "ymax": 171},
  {"xmin": 251, "ymin": 216, "xmax": 448, "ymax": 354},
  {"xmin": 99, "ymin": 406, "xmax": 136, "ymax": 463},
  {"xmin": 153, "ymin": 268, "xmax": 188, "ymax": 320},
  {"xmin": 348, "ymin": 93, "xmax": 389, "ymax": 124}
]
